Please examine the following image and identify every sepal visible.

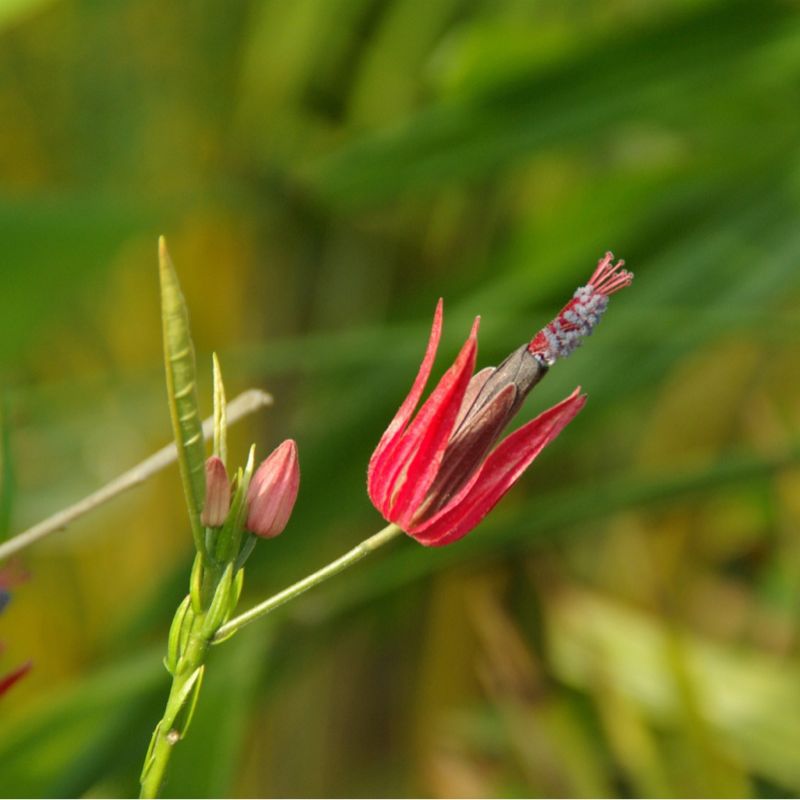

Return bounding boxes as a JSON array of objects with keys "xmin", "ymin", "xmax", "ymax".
[
  {"xmin": 203, "ymin": 563, "xmax": 234, "ymax": 637},
  {"xmin": 165, "ymin": 595, "xmax": 193, "ymax": 675},
  {"xmin": 190, "ymin": 552, "xmax": 204, "ymax": 615},
  {"xmin": 171, "ymin": 665, "xmax": 205, "ymax": 737}
]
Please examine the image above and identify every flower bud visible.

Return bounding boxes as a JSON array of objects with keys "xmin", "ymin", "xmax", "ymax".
[
  {"xmin": 200, "ymin": 456, "xmax": 231, "ymax": 527},
  {"xmin": 246, "ymin": 440, "xmax": 300, "ymax": 538}
]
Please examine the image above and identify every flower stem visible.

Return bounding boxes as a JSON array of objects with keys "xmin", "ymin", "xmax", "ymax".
[
  {"xmin": 140, "ymin": 616, "xmax": 210, "ymax": 798},
  {"xmin": 213, "ymin": 523, "xmax": 404, "ymax": 643},
  {"xmin": 139, "ymin": 522, "xmax": 403, "ymax": 798}
]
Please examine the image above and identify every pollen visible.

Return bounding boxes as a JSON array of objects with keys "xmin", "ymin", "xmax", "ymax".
[{"xmin": 528, "ymin": 251, "xmax": 633, "ymax": 364}]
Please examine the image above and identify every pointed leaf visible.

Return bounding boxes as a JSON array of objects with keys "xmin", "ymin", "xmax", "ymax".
[
  {"xmin": 159, "ymin": 237, "xmax": 206, "ymax": 556},
  {"xmin": 203, "ymin": 563, "xmax": 235, "ymax": 637},
  {"xmin": 173, "ymin": 666, "xmax": 205, "ymax": 737},
  {"xmin": 212, "ymin": 353, "xmax": 228, "ymax": 467},
  {"xmin": 165, "ymin": 596, "xmax": 193, "ymax": 675},
  {"xmin": 214, "ymin": 445, "xmax": 256, "ymax": 564}
]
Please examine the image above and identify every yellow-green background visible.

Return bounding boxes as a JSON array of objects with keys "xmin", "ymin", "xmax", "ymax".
[{"xmin": 2, "ymin": 0, "xmax": 800, "ymax": 796}]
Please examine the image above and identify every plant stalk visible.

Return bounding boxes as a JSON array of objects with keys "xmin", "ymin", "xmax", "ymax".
[
  {"xmin": 138, "ymin": 522, "xmax": 403, "ymax": 797},
  {"xmin": 140, "ymin": 617, "xmax": 210, "ymax": 798},
  {"xmin": 213, "ymin": 523, "xmax": 403, "ymax": 643}
]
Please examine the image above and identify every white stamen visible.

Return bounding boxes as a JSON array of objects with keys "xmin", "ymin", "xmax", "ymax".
[{"xmin": 544, "ymin": 286, "xmax": 611, "ymax": 361}]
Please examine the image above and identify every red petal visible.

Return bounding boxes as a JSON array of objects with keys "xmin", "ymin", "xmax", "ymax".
[
  {"xmin": 368, "ymin": 300, "xmax": 443, "ymax": 509},
  {"xmin": 0, "ymin": 661, "xmax": 31, "ymax": 698},
  {"xmin": 409, "ymin": 389, "xmax": 586, "ymax": 546},
  {"xmin": 419, "ymin": 383, "xmax": 517, "ymax": 519},
  {"xmin": 387, "ymin": 317, "xmax": 480, "ymax": 526}
]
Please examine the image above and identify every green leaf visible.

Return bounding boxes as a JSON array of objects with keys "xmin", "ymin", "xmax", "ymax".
[
  {"xmin": 214, "ymin": 445, "xmax": 256, "ymax": 565},
  {"xmin": 165, "ymin": 595, "xmax": 193, "ymax": 676},
  {"xmin": 159, "ymin": 237, "xmax": 206, "ymax": 557},
  {"xmin": 212, "ymin": 353, "xmax": 228, "ymax": 467},
  {"xmin": 229, "ymin": 568, "xmax": 244, "ymax": 616},
  {"xmin": 139, "ymin": 721, "xmax": 162, "ymax": 785},
  {"xmin": 189, "ymin": 552, "xmax": 204, "ymax": 615},
  {"xmin": 171, "ymin": 666, "xmax": 205, "ymax": 737},
  {"xmin": 202, "ymin": 563, "xmax": 235, "ymax": 637}
]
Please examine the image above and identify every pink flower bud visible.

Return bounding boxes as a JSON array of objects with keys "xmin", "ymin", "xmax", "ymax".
[
  {"xmin": 200, "ymin": 456, "xmax": 231, "ymax": 527},
  {"xmin": 246, "ymin": 440, "xmax": 300, "ymax": 538}
]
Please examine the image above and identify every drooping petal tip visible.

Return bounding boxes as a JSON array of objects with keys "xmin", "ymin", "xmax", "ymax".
[
  {"xmin": 378, "ymin": 314, "xmax": 480, "ymax": 527},
  {"xmin": 368, "ymin": 299, "xmax": 444, "ymax": 504},
  {"xmin": 408, "ymin": 388, "xmax": 586, "ymax": 546}
]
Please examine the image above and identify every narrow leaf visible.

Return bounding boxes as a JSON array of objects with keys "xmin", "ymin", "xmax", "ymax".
[
  {"xmin": 212, "ymin": 353, "xmax": 228, "ymax": 467},
  {"xmin": 189, "ymin": 552, "xmax": 203, "ymax": 615},
  {"xmin": 229, "ymin": 568, "xmax": 244, "ymax": 616},
  {"xmin": 165, "ymin": 596, "xmax": 193, "ymax": 675},
  {"xmin": 214, "ymin": 446, "xmax": 256, "ymax": 564},
  {"xmin": 139, "ymin": 721, "xmax": 162, "ymax": 783},
  {"xmin": 203, "ymin": 563, "xmax": 234, "ymax": 637},
  {"xmin": 169, "ymin": 666, "xmax": 203, "ymax": 734},
  {"xmin": 173, "ymin": 666, "xmax": 205, "ymax": 737},
  {"xmin": 159, "ymin": 236, "xmax": 206, "ymax": 556}
]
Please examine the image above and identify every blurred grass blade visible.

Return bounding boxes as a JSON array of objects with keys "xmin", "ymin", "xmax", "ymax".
[
  {"xmin": 0, "ymin": 649, "xmax": 164, "ymax": 797},
  {"xmin": 159, "ymin": 237, "xmax": 206, "ymax": 556},
  {"xmin": 212, "ymin": 353, "xmax": 227, "ymax": 467},
  {"xmin": 304, "ymin": 0, "xmax": 794, "ymax": 208},
  {"xmin": 548, "ymin": 589, "xmax": 800, "ymax": 791},
  {"xmin": 0, "ymin": 0, "xmax": 58, "ymax": 32},
  {"xmin": 0, "ymin": 392, "xmax": 13, "ymax": 541}
]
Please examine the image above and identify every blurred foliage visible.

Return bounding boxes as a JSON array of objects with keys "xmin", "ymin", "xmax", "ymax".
[{"xmin": 2, "ymin": 0, "xmax": 800, "ymax": 796}]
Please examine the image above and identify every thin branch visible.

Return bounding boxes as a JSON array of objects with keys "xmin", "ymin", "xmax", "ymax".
[{"xmin": 0, "ymin": 389, "xmax": 272, "ymax": 562}]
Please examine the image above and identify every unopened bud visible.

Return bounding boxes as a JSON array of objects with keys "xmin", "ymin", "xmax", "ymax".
[
  {"xmin": 245, "ymin": 440, "xmax": 300, "ymax": 538},
  {"xmin": 200, "ymin": 456, "xmax": 231, "ymax": 527}
]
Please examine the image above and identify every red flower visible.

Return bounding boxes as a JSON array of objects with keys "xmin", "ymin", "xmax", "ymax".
[{"xmin": 368, "ymin": 252, "xmax": 632, "ymax": 546}]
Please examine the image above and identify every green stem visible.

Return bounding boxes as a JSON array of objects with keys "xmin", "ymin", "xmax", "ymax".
[
  {"xmin": 213, "ymin": 523, "xmax": 404, "ymax": 643},
  {"xmin": 139, "ymin": 523, "xmax": 403, "ymax": 797},
  {"xmin": 140, "ymin": 621, "xmax": 209, "ymax": 798}
]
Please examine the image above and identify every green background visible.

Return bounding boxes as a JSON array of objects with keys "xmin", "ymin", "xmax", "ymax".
[{"xmin": 2, "ymin": 0, "xmax": 800, "ymax": 796}]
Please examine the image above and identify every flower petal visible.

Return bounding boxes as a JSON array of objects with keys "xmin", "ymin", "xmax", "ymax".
[
  {"xmin": 418, "ymin": 382, "xmax": 517, "ymax": 519},
  {"xmin": 368, "ymin": 299, "xmax": 443, "ymax": 508},
  {"xmin": 386, "ymin": 317, "xmax": 480, "ymax": 525},
  {"xmin": 409, "ymin": 388, "xmax": 586, "ymax": 546}
]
